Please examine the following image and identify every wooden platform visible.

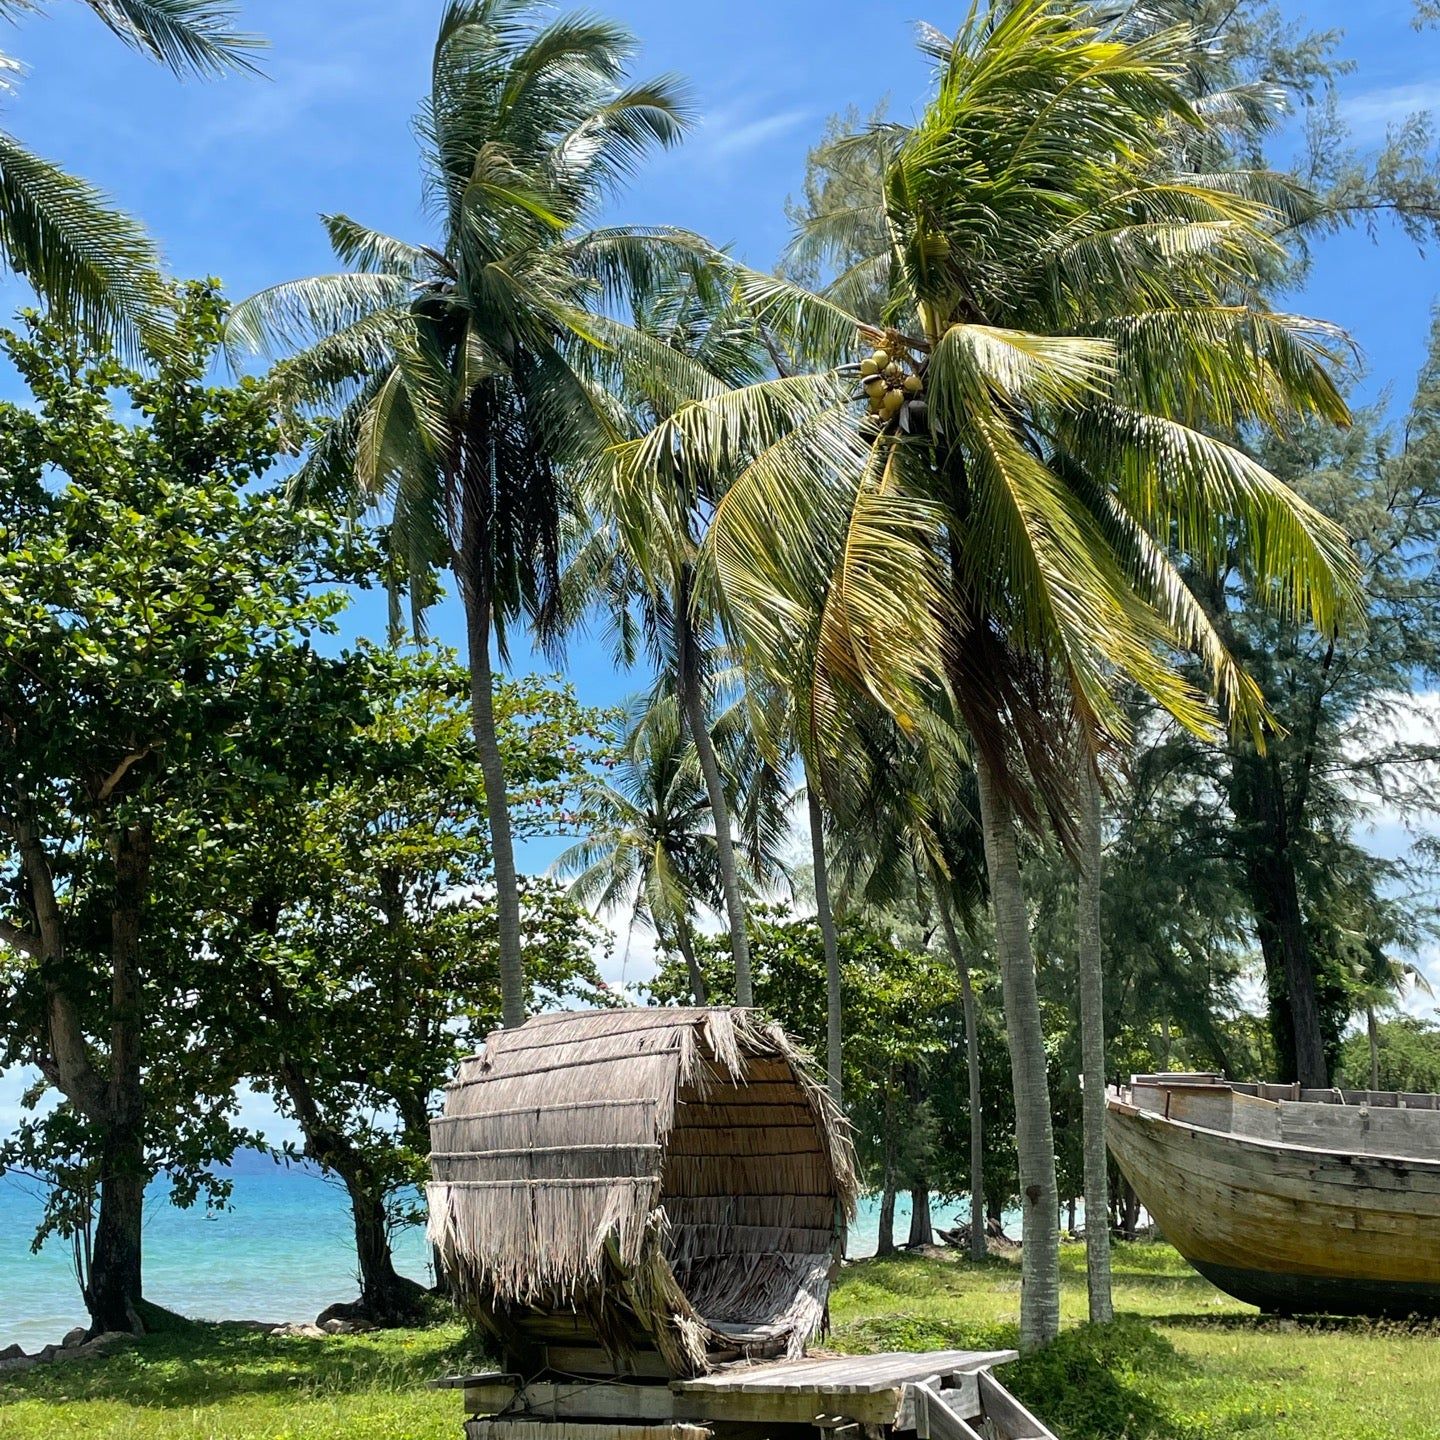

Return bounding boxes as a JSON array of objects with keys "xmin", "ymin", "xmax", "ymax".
[{"xmin": 434, "ymin": 1348, "xmax": 1055, "ymax": 1440}]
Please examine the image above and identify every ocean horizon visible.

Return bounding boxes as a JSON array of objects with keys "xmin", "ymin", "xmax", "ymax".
[{"xmin": 0, "ymin": 1152, "xmax": 987, "ymax": 1353}]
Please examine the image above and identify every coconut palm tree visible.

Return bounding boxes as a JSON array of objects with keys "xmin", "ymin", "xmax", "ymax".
[
  {"xmin": 0, "ymin": 0, "xmax": 258, "ymax": 352},
  {"xmin": 1352, "ymin": 956, "xmax": 1434, "ymax": 1090},
  {"xmin": 622, "ymin": 1, "xmax": 1363, "ymax": 1349},
  {"xmin": 555, "ymin": 697, "xmax": 721, "ymax": 1004},
  {"xmin": 826, "ymin": 716, "xmax": 991, "ymax": 1265},
  {"xmin": 570, "ymin": 271, "xmax": 773, "ymax": 1002},
  {"xmin": 1076, "ymin": 759, "xmax": 1112, "ymax": 1321},
  {"xmin": 227, "ymin": 1, "xmax": 699, "ymax": 1026}
]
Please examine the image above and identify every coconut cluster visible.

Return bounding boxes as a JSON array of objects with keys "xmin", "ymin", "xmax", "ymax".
[{"xmin": 859, "ymin": 347, "xmax": 927, "ymax": 432}]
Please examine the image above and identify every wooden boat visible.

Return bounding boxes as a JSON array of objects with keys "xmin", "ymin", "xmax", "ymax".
[{"xmin": 1107, "ymin": 1073, "xmax": 1440, "ymax": 1317}]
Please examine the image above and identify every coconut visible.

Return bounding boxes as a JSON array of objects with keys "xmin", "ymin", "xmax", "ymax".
[
  {"xmin": 881, "ymin": 389, "xmax": 904, "ymax": 418},
  {"xmin": 859, "ymin": 357, "xmax": 880, "ymax": 377},
  {"xmin": 870, "ymin": 348, "xmax": 890, "ymax": 370},
  {"xmin": 904, "ymin": 375, "xmax": 924, "ymax": 396}
]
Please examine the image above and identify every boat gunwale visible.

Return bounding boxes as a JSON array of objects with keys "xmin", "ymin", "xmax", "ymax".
[{"xmin": 1107, "ymin": 1091, "xmax": 1440, "ymax": 1173}]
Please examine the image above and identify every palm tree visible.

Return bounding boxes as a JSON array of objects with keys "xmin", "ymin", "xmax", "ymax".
[
  {"xmin": 554, "ymin": 697, "xmax": 722, "ymax": 1004},
  {"xmin": 0, "ymin": 0, "xmax": 258, "ymax": 352},
  {"xmin": 227, "ymin": 1, "xmax": 696, "ymax": 1026},
  {"xmin": 1351, "ymin": 956, "xmax": 1434, "ymax": 1090},
  {"xmin": 572, "ymin": 272, "xmax": 772, "ymax": 1003},
  {"xmin": 1076, "ymin": 759, "xmax": 1113, "ymax": 1321},
  {"xmin": 629, "ymin": 2, "xmax": 1363, "ymax": 1349},
  {"xmin": 828, "ymin": 721, "xmax": 991, "ymax": 1266}
]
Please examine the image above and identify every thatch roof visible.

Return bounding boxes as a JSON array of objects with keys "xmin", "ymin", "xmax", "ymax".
[{"xmin": 428, "ymin": 1007, "xmax": 858, "ymax": 1377}]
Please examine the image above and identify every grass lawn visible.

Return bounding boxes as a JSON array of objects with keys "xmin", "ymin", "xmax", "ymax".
[{"xmin": 4, "ymin": 1242, "xmax": 1440, "ymax": 1439}]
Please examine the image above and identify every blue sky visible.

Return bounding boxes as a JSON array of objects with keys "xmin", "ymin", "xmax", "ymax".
[
  {"xmin": 0, "ymin": 0, "xmax": 1438, "ymax": 1138},
  {"xmin": 1, "ymin": 0, "xmax": 1434, "ymax": 700}
]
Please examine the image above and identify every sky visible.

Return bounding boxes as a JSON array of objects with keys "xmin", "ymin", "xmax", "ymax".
[{"xmin": 0, "ymin": 0, "xmax": 1438, "ymax": 1137}]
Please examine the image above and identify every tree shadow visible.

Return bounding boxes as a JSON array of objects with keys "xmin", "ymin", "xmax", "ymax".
[
  {"xmin": 0, "ymin": 1321, "xmax": 489, "ymax": 1411},
  {"xmin": 1150, "ymin": 1310, "xmax": 1440, "ymax": 1338}
]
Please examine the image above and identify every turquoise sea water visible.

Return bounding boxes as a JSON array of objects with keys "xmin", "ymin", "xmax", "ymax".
[{"xmin": 0, "ymin": 1155, "xmax": 979, "ymax": 1353}]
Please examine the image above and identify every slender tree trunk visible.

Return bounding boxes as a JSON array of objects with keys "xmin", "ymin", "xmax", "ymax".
[
  {"xmin": 907, "ymin": 1186, "xmax": 933, "ymax": 1247},
  {"xmin": 974, "ymin": 753, "xmax": 1060, "ymax": 1352},
  {"xmin": 807, "ymin": 780, "xmax": 843, "ymax": 1106},
  {"xmin": 279, "ymin": 1062, "xmax": 422, "ymax": 1323},
  {"xmin": 341, "ymin": 1169, "xmax": 423, "ymax": 1322},
  {"xmin": 673, "ymin": 917, "xmax": 708, "ymax": 1006},
  {"xmin": 877, "ymin": 1085, "xmax": 897, "ymax": 1256},
  {"xmin": 462, "ymin": 587, "xmax": 526, "ymax": 1028},
  {"xmin": 86, "ymin": 824, "xmax": 152, "ymax": 1336},
  {"xmin": 1067, "ymin": 1197, "xmax": 1077, "ymax": 1235},
  {"xmin": 877, "ymin": 1182, "xmax": 896, "ymax": 1257},
  {"xmin": 1077, "ymin": 764, "xmax": 1114, "ymax": 1323},
  {"xmin": 87, "ymin": 1122, "xmax": 145, "ymax": 1335},
  {"xmin": 1369, "ymin": 1004, "xmax": 1381, "ymax": 1090},
  {"xmin": 673, "ymin": 565, "xmax": 751, "ymax": 1004},
  {"xmin": 936, "ymin": 888, "xmax": 986, "ymax": 1264}
]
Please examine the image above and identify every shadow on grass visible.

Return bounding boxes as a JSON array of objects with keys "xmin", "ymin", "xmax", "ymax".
[
  {"xmin": 1151, "ymin": 1310, "xmax": 1440, "ymax": 1338},
  {"xmin": 0, "ymin": 1318, "xmax": 488, "ymax": 1411}
]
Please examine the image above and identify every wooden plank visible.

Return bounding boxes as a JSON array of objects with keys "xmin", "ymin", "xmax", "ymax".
[
  {"xmin": 432, "ymin": 1372, "xmax": 519, "ymax": 1391},
  {"xmin": 460, "ymin": 1375, "xmax": 904, "ymax": 1428},
  {"xmin": 978, "ymin": 1373, "xmax": 1056, "ymax": 1440},
  {"xmin": 674, "ymin": 1351, "xmax": 1014, "ymax": 1396},
  {"xmin": 540, "ymin": 1347, "xmax": 673, "ymax": 1379},
  {"xmin": 466, "ymin": 1421, "xmax": 710, "ymax": 1440},
  {"xmin": 907, "ymin": 1382, "xmax": 986, "ymax": 1440}
]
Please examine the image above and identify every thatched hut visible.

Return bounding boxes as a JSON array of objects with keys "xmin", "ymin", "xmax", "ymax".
[{"xmin": 428, "ymin": 1007, "xmax": 858, "ymax": 1378}]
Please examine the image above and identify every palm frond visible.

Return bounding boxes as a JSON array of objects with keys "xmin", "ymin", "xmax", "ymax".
[
  {"xmin": 83, "ymin": 0, "xmax": 263, "ymax": 76},
  {"xmin": 0, "ymin": 130, "xmax": 168, "ymax": 358}
]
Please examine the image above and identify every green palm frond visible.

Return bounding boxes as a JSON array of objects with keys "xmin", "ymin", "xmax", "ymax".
[
  {"xmin": 226, "ymin": 272, "xmax": 413, "ymax": 360},
  {"xmin": 81, "ymin": 0, "xmax": 263, "ymax": 76},
  {"xmin": 321, "ymin": 214, "xmax": 436, "ymax": 277},
  {"xmin": 0, "ymin": 130, "xmax": 168, "ymax": 357}
]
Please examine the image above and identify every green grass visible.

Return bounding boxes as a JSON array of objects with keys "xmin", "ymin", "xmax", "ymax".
[
  {"xmin": 4, "ymin": 1244, "xmax": 1440, "ymax": 1438},
  {"xmin": 0, "ymin": 1317, "xmax": 480, "ymax": 1440},
  {"xmin": 831, "ymin": 1242, "xmax": 1440, "ymax": 1440}
]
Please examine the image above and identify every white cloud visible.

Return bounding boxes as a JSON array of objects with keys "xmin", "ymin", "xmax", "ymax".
[
  {"xmin": 693, "ymin": 100, "xmax": 815, "ymax": 163},
  {"xmin": 1341, "ymin": 80, "xmax": 1440, "ymax": 141}
]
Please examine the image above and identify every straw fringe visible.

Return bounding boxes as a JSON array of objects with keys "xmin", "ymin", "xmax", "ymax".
[{"xmin": 429, "ymin": 1006, "xmax": 857, "ymax": 1376}]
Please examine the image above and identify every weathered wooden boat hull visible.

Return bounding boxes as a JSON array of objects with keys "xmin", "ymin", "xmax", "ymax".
[{"xmin": 1107, "ymin": 1092, "xmax": 1440, "ymax": 1317}]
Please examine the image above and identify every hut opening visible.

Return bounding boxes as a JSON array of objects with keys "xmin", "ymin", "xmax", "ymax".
[{"xmin": 428, "ymin": 1007, "xmax": 857, "ymax": 1378}]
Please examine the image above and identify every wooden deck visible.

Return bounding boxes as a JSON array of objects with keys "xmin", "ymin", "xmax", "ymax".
[{"xmin": 434, "ymin": 1348, "xmax": 1055, "ymax": 1440}]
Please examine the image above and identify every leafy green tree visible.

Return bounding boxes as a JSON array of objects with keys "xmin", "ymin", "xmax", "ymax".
[
  {"xmin": 205, "ymin": 647, "xmax": 606, "ymax": 1323},
  {"xmin": 1337, "ymin": 1015, "xmax": 1440, "ymax": 1093},
  {"xmin": 0, "ymin": 285, "xmax": 373, "ymax": 1335},
  {"xmin": 227, "ymin": 0, "xmax": 698, "ymax": 1029},
  {"xmin": 0, "ymin": 1, "xmax": 259, "ymax": 352}
]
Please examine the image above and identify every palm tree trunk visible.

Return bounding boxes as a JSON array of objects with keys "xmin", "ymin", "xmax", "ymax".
[
  {"xmin": 673, "ymin": 917, "xmax": 708, "ymax": 1006},
  {"xmin": 463, "ymin": 588, "xmax": 526, "ymax": 1028},
  {"xmin": 673, "ymin": 566, "xmax": 752, "ymax": 1004},
  {"xmin": 806, "ymin": 778, "xmax": 843, "ymax": 1106},
  {"xmin": 935, "ymin": 886, "xmax": 986, "ymax": 1265},
  {"xmin": 1077, "ymin": 762, "xmax": 1114, "ymax": 1323},
  {"xmin": 1368, "ymin": 1004, "xmax": 1380, "ymax": 1090},
  {"xmin": 974, "ymin": 751, "xmax": 1060, "ymax": 1352}
]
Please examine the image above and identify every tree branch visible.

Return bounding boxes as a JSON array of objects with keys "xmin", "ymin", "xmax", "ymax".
[{"xmin": 0, "ymin": 917, "xmax": 41, "ymax": 959}]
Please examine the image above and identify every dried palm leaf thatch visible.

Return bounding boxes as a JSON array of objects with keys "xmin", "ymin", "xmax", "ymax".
[{"xmin": 428, "ymin": 1007, "xmax": 858, "ymax": 1377}]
